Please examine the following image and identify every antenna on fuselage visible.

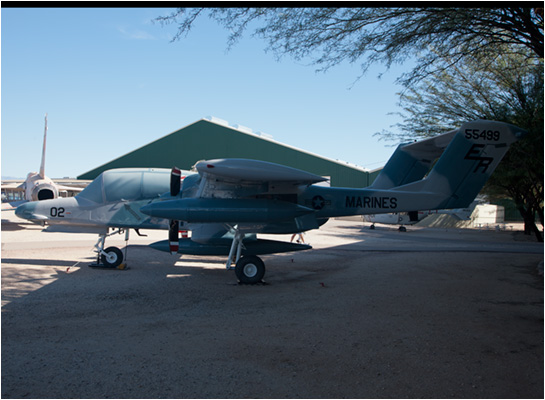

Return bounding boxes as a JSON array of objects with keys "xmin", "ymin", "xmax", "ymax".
[{"xmin": 39, "ymin": 113, "xmax": 48, "ymax": 179}]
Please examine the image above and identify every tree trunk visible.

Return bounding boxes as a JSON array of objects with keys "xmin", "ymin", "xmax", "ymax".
[{"xmin": 519, "ymin": 204, "xmax": 544, "ymax": 242}]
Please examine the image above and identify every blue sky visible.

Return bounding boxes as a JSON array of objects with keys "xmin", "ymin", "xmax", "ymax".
[{"xmin": 2, "ymin": 7, "xmax": 409, "ymax": 179}]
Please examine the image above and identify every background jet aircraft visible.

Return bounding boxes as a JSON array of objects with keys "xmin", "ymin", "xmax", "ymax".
[
  {"xmin": 364, "ymin": 201, "xmax": 479, "ymax": 231},
  {"xmin": 1, "ymin": 115, "xmax": 88, "ymax": 210},
  {"xmin": 16, "ymin": 120, "xmax": 525, "ymax": 283}
]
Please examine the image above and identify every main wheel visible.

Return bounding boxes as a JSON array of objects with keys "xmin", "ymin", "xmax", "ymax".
[
  {"xmin": 235, "ymin": 256, "xmax": 265, "ymax": 284},
  {"xmin": 101, "ymin": 246, "xmax": 124, "ymax": 268}
]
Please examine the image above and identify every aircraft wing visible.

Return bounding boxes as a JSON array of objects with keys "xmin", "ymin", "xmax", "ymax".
[
  {"xmin": 142, "ymin": 159, "xmax": 325, "ymax": 222},
  {"xmin": 194, "ymin": 158, "xmax": 327, "ymax": 198},
  {"xmin": 54, "ymin": 184, "xmax": 86, "ymax": 195},
  {"xmin": 2, "ymin": 181, "xmax": 25, "ymax": 210},
  {"xmin": 141, "ymin": 159, "xmax": 325, "ymax": 253},
  {"xmin": 196, "ymin": 158, "xmax": 327, "ymax": 193},
  {"xmin": 1, "ymin": 181, "xmax": 25, "ymax": 191}
]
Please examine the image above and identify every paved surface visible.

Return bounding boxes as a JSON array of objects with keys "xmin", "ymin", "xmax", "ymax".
[{"xmin": 1, "ymin": 212, "xmax": 543, "ymax": 398}]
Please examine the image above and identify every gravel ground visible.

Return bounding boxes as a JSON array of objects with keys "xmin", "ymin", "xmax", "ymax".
[{"xmin": 1, "ymin": 214, "xmax": 543, "ymax": 398}]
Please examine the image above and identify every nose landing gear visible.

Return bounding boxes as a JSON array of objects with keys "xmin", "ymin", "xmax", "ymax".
[
  {"xmin": 100, "ymin": 246, "xmax": 124, "ymax": 268},
  {"xmin": 90, "ymin": 229, "xmax": 129, "ymax": 269}
]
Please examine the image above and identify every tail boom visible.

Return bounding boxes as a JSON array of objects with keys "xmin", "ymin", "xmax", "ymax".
[{"xmin": 305, "ymin": 186, "xmax": 446, "ymax": 218}]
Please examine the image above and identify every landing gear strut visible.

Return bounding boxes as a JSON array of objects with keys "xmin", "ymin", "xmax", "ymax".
[
  {"xmin": 90, "ymin": 229, "xmax": 128, "ymax": 269},
  {"xmin": 226, "ymin": 225, "xmax": 266, "ymax": 284}
]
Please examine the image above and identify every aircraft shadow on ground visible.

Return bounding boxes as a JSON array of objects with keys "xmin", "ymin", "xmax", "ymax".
[
  {"xmin": 1, "ymin": 257, "xmax": 94, "ymax": 268},
  {"xmin": 1, "ymin": 238, "xmax": 357, "ymax": 312},
  {"xmin": 2, "ymin": 231, "xmax": 542, "ymax": 313},
  {"xmin": 1, "ymin": 219, "xmax": 39, "ymax": 232}
]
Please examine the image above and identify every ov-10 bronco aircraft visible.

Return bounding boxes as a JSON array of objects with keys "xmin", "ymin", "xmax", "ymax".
[{"xmin": 16, "ymin": 120, "xmax": 525, "ymax": 283}]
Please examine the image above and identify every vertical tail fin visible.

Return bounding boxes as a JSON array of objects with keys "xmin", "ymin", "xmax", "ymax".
[
  {"xmin": 394, "ymin": 120, "xmax": 526, "ymax": 209},
  {"xmin": 39, "ymin": 113, "xmax": 48, "ymax": 179}
]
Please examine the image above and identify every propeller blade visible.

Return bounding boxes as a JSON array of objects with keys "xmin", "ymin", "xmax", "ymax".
[
  {"xmin": 169, "ymin": 168, "xmax": 181, "ymax": 255},
  {"xmin": 169, "ymin": 220, "xmax": 179, "ymax": 254},
  {"xmin": 170, "ymin": 167, "xmax": 181, "ymax": 197}
]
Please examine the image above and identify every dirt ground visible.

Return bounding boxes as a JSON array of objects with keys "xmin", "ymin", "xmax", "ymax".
[{"xmin": 1, "ymin": 214, "xmax": 543, "ymax": 398}]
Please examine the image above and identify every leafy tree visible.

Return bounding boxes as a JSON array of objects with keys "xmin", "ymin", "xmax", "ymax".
[
  {"xmin": 378, "ymin": 46, "xmax": 543, "ymax": 138},
  {"xmin": 380, "ymin": 48, "xmax": 543, "ymax": 240},
  {"xmin": 157, "ymin": 7, "xmax": 543, "ymax": 87},
  {"xmin": 486, "ymin": 126, "xmax": 543, "ymax": 241}
]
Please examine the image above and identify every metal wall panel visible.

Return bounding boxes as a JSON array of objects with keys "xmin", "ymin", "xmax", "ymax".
[{"xmin": 78, "ymin": 120, "xmax": 376, "ymax": 188}]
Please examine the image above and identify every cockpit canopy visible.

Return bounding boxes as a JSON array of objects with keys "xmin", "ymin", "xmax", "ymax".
[{"xmin": 77, "ymin": 168, "xmax": 173, "ymax": 204}]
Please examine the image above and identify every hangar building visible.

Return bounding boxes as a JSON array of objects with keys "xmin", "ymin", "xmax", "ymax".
[{"xmin": 78, "ymin": 117, "xmax": 379, "ymax": 188}]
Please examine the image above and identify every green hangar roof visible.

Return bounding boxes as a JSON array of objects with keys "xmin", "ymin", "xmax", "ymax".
[{"xmin": 78, "ymin": 117, "xmax": 378, "ymax": 188}]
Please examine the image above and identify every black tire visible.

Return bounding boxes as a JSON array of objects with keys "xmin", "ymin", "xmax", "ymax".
[
  {"xmin": 398, "ymin": 226, "xmax": 407, "ymax": 232},
  {"xmin": 235, "ymin": 256, "xmax": 265, "ymax": 284},
  {"xmin": 101, "ymin": 246, "xmax": 124, "ymax": 268}
]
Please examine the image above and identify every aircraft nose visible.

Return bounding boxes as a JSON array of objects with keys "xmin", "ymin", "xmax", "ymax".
[{"xmin": 15, "ymin": 202, "xmax": 37, "ymax": 220}]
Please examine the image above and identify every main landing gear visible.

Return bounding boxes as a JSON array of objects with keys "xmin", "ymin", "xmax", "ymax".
[
  {"xmin": 235, "ymin": 256, "xmax": 266, "ymax": 284},
  {"xmin": 226, "ymin": 225, "xmax": 266, "ymax": 284},
  {"xmin": 369, "ymin": 223, "xmax": 407, "ymax": 232},
  {"xmin": 90, "ymin": 229, "xmax": 129, "ymax": 269}
]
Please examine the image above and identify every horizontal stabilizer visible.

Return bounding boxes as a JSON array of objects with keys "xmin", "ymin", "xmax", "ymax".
[{"xmin": 370, "ymin": 129, "xmax": 457, "ymax": 189}]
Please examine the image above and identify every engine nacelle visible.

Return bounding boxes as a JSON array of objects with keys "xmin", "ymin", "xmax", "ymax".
[
  {"xmin": 30, "ymin": 182, "xmax": 58, "ymax": 201},
  {"xmin": 23, "ymin": 172, "xmax": 59, "ymax": 201}
]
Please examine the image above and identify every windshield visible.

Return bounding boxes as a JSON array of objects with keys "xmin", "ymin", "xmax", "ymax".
[{"xmin": 77, "ymin": 173, "xmax": 104, "ymax": 203}]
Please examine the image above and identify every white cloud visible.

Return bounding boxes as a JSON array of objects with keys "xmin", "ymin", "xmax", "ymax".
[{"xmin": 117, "ymin": 26, "xmax": 155, "ymax": 40}]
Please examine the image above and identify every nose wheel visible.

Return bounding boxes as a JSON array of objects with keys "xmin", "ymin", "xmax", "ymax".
[
  {"xmin": 101, "ymin": 246, "xmax": 124, "ymax": 268},
  {"xmin": 90, "ymin": 229, "xmax": 128, "ymax": 269}
]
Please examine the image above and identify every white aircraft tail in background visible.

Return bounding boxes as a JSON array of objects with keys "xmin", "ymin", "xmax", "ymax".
[{"xmin": 1, "ymin": 114, "xmax": 87, "ymax": 209}]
